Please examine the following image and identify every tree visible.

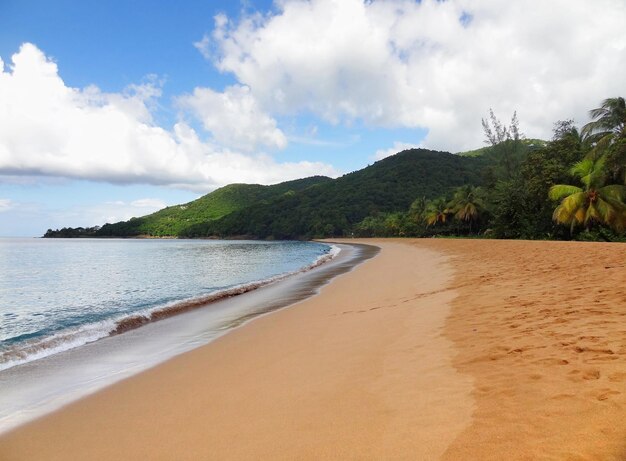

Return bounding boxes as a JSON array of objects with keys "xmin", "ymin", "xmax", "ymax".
[
  {"xmin": 549, "ymin": 157, "xmax": 626, "ymax": 233},
  {"xmin": 581, "ymin": 97, "xmax": 626, "ymax": 142},
  {"xmin": 510, "ymin": 123, "xmax": 586, "ymax": 238},
  {"xmin": 408, "ymin": 196, "xmax": 427, "ymax": 220},
  {"xmin": 481, "ymin": 109, "xmax": 525, "ymax": 178},
  {"xmin": 424, "ymin": 198, "xmax": 451, "ymax": 227},
  {"xmin": 447, "ymin": 185, "xmax": 486, "ymax": 233},
  {"xmin": 581, "ymin": 97, "xmax": 626, "ymax": 183}
]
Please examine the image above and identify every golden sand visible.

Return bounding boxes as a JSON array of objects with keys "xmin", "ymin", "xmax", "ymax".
[
  {"xmin": 0, "ymin": 239, "xmax": 624, "ymax": 460},
  {"xmin": 423, "ymin": 239, "xmax": 626, "ymax": 460}
]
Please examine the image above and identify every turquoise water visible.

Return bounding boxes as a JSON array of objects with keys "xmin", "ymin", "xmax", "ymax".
[{"xmin": 0, "ymin": 238, "xmax": 334, "ymax": 371}]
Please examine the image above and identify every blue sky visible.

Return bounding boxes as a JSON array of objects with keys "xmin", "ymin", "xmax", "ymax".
[{"xmin": 1, "ymin": 0, "xmax": 624, "ymax": 236}]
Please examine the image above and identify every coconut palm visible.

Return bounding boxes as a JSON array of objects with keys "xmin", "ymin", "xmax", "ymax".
[
  {"xmin": 581, "ymin": 98, "xmax": 626, "ymax": 181},
  {"xmin": 447, "ymin": 185, "xmax": 486, "ymax": 233},
  {"xmin": 424, "ymin": 198, "xmax": 450, "ymax": 227},
  {"xmin": 549, "ymin": 157, "xmax": 626, "ymax": 233},
  {"xmin": 581, "ymin": 97, "xmax": 626, "ymax": 142},
  {"xmin": 409, "ymin": 196, "xmax": 427, "ymax": 221}
]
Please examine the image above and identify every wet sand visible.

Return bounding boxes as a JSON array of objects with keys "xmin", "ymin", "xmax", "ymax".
[{"xmin": 1, "ymin": 239, "xmax": 625, "ymax": 460}]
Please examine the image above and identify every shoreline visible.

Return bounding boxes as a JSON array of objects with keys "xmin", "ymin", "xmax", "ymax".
[
  {"xmin": 0, "ymin": 242, "xmax": 376, "ymax": 435},
  {"xmin": 1, "ymin": 239, "xmax": 624, "ymax": 460},
  {"xmin": 0, "ymin": 241, "xmax": 342, "ymax": 373},
  {"xmin": 0, "ymin": 240, "xmax": 474, "ymax": 460}
]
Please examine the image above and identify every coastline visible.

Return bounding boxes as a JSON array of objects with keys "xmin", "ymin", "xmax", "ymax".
[
  {"xmin": 0, "ymin": 242, "xmax": 375, "ymax": 435},
  {"xmin": 0, "ymin": 240, "xmax": 474, "ymax": 460},
  {"xmin": 1, "ymin": 239, "xmax": 624, "ymax": 460},
  {"xmin": 0, "ymin": 240, "xmax": 342, "ymax": 373}
]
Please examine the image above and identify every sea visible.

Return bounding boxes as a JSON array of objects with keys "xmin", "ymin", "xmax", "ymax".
[{"xmin": 0, "ymin": 238, "xmax": 377, "ymax": 433}]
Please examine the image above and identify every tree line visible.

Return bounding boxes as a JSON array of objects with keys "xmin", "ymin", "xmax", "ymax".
[{"xmin": 354, "ymin": 97, "xmax": 625, "ymax": 241}]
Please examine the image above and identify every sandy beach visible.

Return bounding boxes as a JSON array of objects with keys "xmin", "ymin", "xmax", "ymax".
[{"xmin": 1, "ymin": 239, "xmax": 624, "ymax": 460}]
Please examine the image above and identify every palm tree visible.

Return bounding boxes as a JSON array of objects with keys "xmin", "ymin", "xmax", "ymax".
[
  {"xmin": 581, "ymin": 97, "xmax": 626, "ymax": 142},
  {"xmin": 447, "ymin": 185, "xmax": 486, "ymax": 234},
  {"xmin": 581, "ymin": 98, "xmax": 626, "ymax": 183},
  {"xmin": 409, "ymin": 196, "xmax": 427, "ymax": 221},
  {"xmin": 549, "ymin": 157, "xmax": 626, "ymax": 233},
  {"xmin": 424, "ymin": 198, "xmax": 450, "ymax": 227}
]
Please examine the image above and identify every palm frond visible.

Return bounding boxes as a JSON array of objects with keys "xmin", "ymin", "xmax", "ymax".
[
  {"xmin": 581, "ymin": 119, "xmax": 607, "ymax": 139},
  {"xmin": 549, "ymin": 184, "xmax": 582, "ymax": 201},
  {"xmin": 571, "ymin": 157, "xmax": 606, "ymax": 189},
  {"xmin": 553, "ymin": 205, "xmax": 575, "ymax": 225},
  {"xmin": 593, "ymin": 198, "xmax": 616, "ymax": 225},
  {"xmin": 585, "ymin": 135, "xmax": 613, "ymax": 160},
  {"xmin": 552, "ymin": 192, "xmax": 586, "ymax": 226},
  {"xmin": 600, "ymin": 184, "xmax": 626, "ymax": 202},
  {"xmin": 584, "ymin": 202, "xmax": 601, "ymax": 226}
]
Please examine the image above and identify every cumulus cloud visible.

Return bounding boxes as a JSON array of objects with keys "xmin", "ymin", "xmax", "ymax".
[
  {"xmin": 0, "ymin": 43, "xmax": 338, "ymax": 190},
  {"xmin": 203, "ymin": 0, "xmax": 626, "ymax": 151},
  {"xmin": 177, "ymin": 84, "xmax": 287, "ymax": 152},
  {"xmin": 89, "ymin": 199, "xmax": 169, "ymax": 224},
  {"xmin": 373, "ymin": 142, "xmax": 420, "ymax": 161}
]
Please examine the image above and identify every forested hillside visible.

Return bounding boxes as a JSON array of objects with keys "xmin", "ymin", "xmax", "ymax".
[
  {"xmin": 181, "ymin": 149, "xmax": 487, "ymax": 238},
  {"xmin": 94, "ymin": 176, "xmax": 331, "ymax": 237},
  {"xmin": 45, "ymin": 148, "xmax": 489, "ymax": 239}
]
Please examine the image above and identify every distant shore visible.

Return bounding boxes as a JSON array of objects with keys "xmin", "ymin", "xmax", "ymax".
[{"xmin": 1, "ymin": 239, "xmax": 624, "ymax": 460}]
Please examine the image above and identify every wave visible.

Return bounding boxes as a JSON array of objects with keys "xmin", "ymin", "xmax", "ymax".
[{"xmin": 0, "ymin": 245, "xmax": 340, "ymax": 372}]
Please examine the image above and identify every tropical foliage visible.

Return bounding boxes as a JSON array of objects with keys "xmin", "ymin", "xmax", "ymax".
[
  {"xmin": 550, "ymin": 158, "xmax": 626, "ymax": 233},
  {"xmin": 424, "ymin": 198, "xmax": 451, "ymax": 227},
  {"xmin": 447, "ymin": 185, "xmax": 486, "ymax": 233}
]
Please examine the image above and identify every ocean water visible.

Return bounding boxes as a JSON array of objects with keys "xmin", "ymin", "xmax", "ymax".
[{"xmin": 0, "ymin": 238, "xmax": 336, "ymax": 372}]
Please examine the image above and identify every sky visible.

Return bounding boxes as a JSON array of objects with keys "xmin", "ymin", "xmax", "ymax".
[{"xmin": 0, "ymin": 0, "xmax": 625, "ymax": 236}]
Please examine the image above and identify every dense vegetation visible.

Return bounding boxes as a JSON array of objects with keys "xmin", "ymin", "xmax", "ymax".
[
  {"xmin": 180, "ymin": 149, "xmax": 489, "ymax": 239},
  {"xmin": 44, "ymin": 97, "xmax": 625, "ymax": 241},
  {"xmin": 46, "ymin": 176, "xmax": 331, "ymax": 238},
  {"xmin": 351, "ymin": 99, "xmax": 625, "ymax": 241}
]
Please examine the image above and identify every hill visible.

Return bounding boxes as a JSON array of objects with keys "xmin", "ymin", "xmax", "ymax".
[
  {"xmin": 181, "ymin": 149, "xmax": 488, "ymax": 239},
  {"xmin": 94, "ymin": 176, "xmax": 332, "ymax": 237},
  {"xmin": 45, "ymin": 147, "xmax": 504, "ymax": 239}
]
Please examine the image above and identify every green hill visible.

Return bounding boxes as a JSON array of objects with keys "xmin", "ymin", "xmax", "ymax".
[
  {"xmin": 48, "ymin": 146, "xmax": 528, "ymax": 240},
  {"xmin": 180, "ymin": 148, "xmax": 488, "ymax": 239},
  {"xmin": 95, "ymin": 176, "xmax": 332, "ymax": 237}
]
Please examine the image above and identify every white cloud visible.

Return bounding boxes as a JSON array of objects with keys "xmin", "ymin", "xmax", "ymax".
[
  {"xmin": 129, "ymin": 198, "xmax": 167, "ymax": 209},
  {"xmin": 0, "ymin": 196, "xmax": 174, "ymax": 236},
  {"xmin": 85, "ymin": 199, "xmax": 169, "ymax": 224},
  {"xmin": 177, "ymin": 84, "xmax": 287, "ymax": 152},
  {"xmin": 205, "ymin": 0, "xmax": 626, "ymax": 151},
  {"xmin": 47, "ymin": 198, "xmax": 173, "ymax": 229},
  {"xmin": 193, "ymin": 34, "xmax": 213, "ymax": 60},
  {"xmin": 0, "ymin": 198, "xmax": 13, "ymax": 212},
  {"xmin": 0, "ymin": 43, "xmax": 338, "ymax": 191},
  {"xmin": 373, "ymin": 142, "xmax": 420, "ymax": 161}
]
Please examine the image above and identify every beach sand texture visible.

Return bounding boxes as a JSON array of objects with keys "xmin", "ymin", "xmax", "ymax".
[
  {"xmin": 0, "ymin": 239, "xmax": 624, "ymax": 460},
  {"xmin": 423, "ymin": 239, "xmax": 626, "ymax": 461}
]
